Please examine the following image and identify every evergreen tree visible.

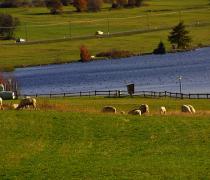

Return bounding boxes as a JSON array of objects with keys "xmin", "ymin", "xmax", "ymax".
[
  {"xmin": 168, "ymin": 21, "xmax": 191, "ymax": 49},
  {"xmin": 153, "ymin": 41, "xmax": 166, "ymax": 54}
]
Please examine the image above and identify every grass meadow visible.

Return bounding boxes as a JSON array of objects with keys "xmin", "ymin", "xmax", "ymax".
[
  {"xmin": 1, "ymin": 97, "xmax": 210, "ymax": 179},
  {"xmin": 0, "ymin": 0, "xmax": 210, "ymax": 70}
]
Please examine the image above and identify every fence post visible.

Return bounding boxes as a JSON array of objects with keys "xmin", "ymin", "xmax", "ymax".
[
  {"xmin": 89, "ymin": 91, "xmax": 90, "ymax": 97},
  {"xmin": 36, "ymin": 94, "xmax": 38, "ymax": 97},
  {"xmin": 118, "ymin": 90, "xmax": 121, "ymax": 97},
  {"xmin": 64, "ymin": 93, "xmax": 66, "ymax": 97},
  {"xmin": 189, "ymin": 94, "xmax": 191, "ymax": 99},
  {"xmin": 165, "ymin": 91, "xmax": 167, "ymax": 98},
  {"xmin": 50, "ymin": 94, "xmax": 52, "ymax": 98},
  {"xmin": 207, "ymin": 94, "xmax": 209, "ymax": 99},
  {"xmin": 95, "ymin": 91, "xmax": 97, "ymax": 96},
  {"xmin": 197, "ymin": 94, "xmax": 199, "ymax": 99},
  {"xmin": 181, "ymin": 93, "xmax": 183, "ymax": 99},
  {"xmin": 80, "ymin": 92, "xmax": 82, "ymax": 97},
  {"xmin": 109, "ymin": 90, "xmax": 110, "ymax": 97}
]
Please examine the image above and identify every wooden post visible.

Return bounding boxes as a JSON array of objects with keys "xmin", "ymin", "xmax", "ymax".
[
  {"xmin": 95, "ymin": 91, "xmax": 96, "ymax": 96},
  {"xmin": 109, "ymin": 90, "xmax": 110, "ymax": 97},
  {"xmin": 64, "ymin": 93, "xmax": 66, "ymax": 97},
  {"xmin": 80, "ymin": 92, "xmax": 82, "ymax": 97}
]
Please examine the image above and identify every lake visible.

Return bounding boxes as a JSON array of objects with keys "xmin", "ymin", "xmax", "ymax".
[{"xmin": 13, "ymin": 47, "xmax": 210, "ymax": 95}]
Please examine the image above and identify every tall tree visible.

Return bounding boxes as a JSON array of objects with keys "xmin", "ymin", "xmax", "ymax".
[
  {"xmin": 88, "ymin": 0, "xmax": 103, "ymax": 12},
  {"xmin": 0, "ymin": 13, "xmax": 19, "ymax": 40},
  {"xmin": 45, "ymin": 0, "xmax": 63, "ymax": 14},
  {"xmin": 73, "ymin": 0, "xmax": 88, "ymax": 12},
  {"xmin": 168, "ymin": 21, "xmax": 191, "ymax": 49}
]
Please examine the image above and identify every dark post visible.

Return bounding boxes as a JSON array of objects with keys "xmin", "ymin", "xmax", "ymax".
[{"xmin": 107, "ymin": 17, "xmax": 110, "ymax": 36}]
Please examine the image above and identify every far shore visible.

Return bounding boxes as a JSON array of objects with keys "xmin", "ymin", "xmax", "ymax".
[{"xmin": 2, "ymin": 44, "xmax": 209, "ymax": 73}]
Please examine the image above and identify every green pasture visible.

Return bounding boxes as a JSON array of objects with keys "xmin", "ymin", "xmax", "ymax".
[
  {"xmin": 1, "ymin": 97, "xmax": 210, "ymax": 179},
  {"xmin": 0, "ymin": 0, "xmax": 209, "ymax": 41},
  {"xmin": 0, "ymin": 25, "xmax": 210, "ymax": 71}
]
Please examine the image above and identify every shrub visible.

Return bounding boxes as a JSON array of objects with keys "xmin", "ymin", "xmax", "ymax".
[
  {"xmin": 0, "ymin": 13, "xmax": 20, "ymax": 40},
  {"xmin": 153, "ymin": 41, "xmax": 166, "ymax": 54},
  {"xmin": 96, "ymin": 49, "xmax": 134, "ymax": 59},
  {"xmin": 45, "ymin": 0, "xmax": 63, "ymax": 14},
  {"xmin": 80, "ymin": 45, "xmax": 91, "ymax": 62},
  {"xmin": 88, "ymin": 0, "xmax": 103, "ymax": 12},
  {"xmin": 73, "ymin": 0, "xmax": 88, "ymax": 12}
]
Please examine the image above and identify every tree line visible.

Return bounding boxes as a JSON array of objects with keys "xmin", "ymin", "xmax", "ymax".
[{"xmin": 0, "ymin": 0, "xmax": 145, "ymax": 14}]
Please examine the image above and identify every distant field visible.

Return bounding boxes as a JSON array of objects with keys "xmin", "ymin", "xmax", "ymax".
[
  {"xmin": 0, "ymin": 0, "xmax": 210, "ymax": 71},
  {"xmin": 1, "ymin": 97, "xmax": 210, "ymax": 179}
]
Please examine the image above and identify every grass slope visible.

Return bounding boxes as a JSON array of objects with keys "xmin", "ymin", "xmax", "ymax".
[
  {"xmin": 1, "ymin": 97, "xmax": 210, "ymax": 178},
  {"xmin": 0, "ymin": 0, "xmax": 210, "ymax": 70},
  {"xmin": 1, "ymin": 110, "xmax": 210, "ymax": 179}
]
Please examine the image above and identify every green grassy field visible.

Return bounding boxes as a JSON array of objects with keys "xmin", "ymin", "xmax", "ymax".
[
  {"xmin": 0, "ymin": 0, "xmax": 210, "ymax": 71},
  {"xmin": 1, "ymin": 97, "xmax": 210, "ymax": 179}
]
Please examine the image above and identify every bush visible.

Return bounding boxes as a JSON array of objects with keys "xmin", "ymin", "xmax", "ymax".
[
  {"xmin": 88, "ymin": 0, "xmax": 103, "ymax": 12},
  {"xmin": 80, "ymin": 45, "xmax": 91, "ymax": 62},
  {"xmin": 73, "ymin": 0, "xmax": 88, "ymax": 12},
  {"xmin": 45, "ymin": 0, "xmax": 63, "ymax": 14},
  {"xmin": 153, "ymin": 41, "xmax": 166, "ymax": 54},
  {"xmin": 96, "ymin": 49, "xmax": 134, "ymax": 59},
  {"xmin": 0, "ymin": 13, "xmax": 20, "ymax": 40},
  {"xmin": 0, "ymin": 0, "xmax": 31, "ymax": 8}
]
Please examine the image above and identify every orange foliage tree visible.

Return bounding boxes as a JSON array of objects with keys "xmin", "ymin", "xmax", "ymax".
[
  {"xmin": 80, "ymin": 45, "xmax": 91, "ymax": 62},
  {"xmin": 73, "ymin": 0, "xmax": 88, "ymax": 12}
]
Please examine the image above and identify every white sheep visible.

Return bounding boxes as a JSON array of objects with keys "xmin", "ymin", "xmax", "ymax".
[
  {"xmin": 17, "ymin": 97, "xmax": 37, "ymax": 110},
  {"xmin": 0, "ymin": 97, "xmax": 3, "ymax": 110},
  {"xmin": 160, "ymin": 106, "xmax": 166, "ymax": 115}
]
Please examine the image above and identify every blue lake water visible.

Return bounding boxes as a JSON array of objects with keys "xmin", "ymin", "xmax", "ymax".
[{"xmin": 13, "ymin": 47, "xmax": 210, "ymax": 95}]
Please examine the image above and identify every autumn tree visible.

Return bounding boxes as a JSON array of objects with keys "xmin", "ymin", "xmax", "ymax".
[
  {"xmin": 168, "ymin": 21, "xmax": 192, "ymax": 49},
  {"xmin": 73, "ymin": 0, "xmax": 88, "ymax": 12},
  {"xmin": 80, "ymin": 45, "xmax": 91, "ymax": 62},
  {"xmin": 45, "ymin": 0, "xmax": 63, "ymax": 14}
]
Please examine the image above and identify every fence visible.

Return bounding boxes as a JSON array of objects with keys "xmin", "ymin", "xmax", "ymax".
[
  {"xmin": 21, "ymin": 90, "xmax": 210, "ymax": 99},
  {"xmin": 3, "ymin": 7, "xmax": 210, "ymax": 44}
]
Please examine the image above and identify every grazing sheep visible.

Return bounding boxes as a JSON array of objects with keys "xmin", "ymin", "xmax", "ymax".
[
  {"xmin": 0, "ymin": 97, "xmax": 3, "ymax": 110},
  {"xmin": 160, "ymin": 106, "xmax": 166, "ymax": 115},
  {"xmin": 128, "ymin": 109, "xmax": 141, "ymax": 116},
  {"xmin": 188, "ymin": 105, "xmax": 196, "ymax": 114},
  {"xmin": 11, "ymin": 104, "xmax": 19, "ymax": 110},
  {"xmin": 181, "ymin": 105, "xmax": 192, "ymax": 113},
  {"xmin": 102, "ymin": 106, "xmax": 116, "ymax": 114},
  {"xmin": 17, "ymin": 97, "xmax": 37, "ymax": 110},
  {"xmin": 120, "ymin": 111, "xmax": 126, "ymax": 115},
  {"xmin": 139, "ymin": 104, "xmax": 149, "ymax": 114}
]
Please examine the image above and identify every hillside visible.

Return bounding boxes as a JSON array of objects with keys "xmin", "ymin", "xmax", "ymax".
[{"xmin": 0, "ymin": 0, "xmax": 210, "ymax": 71}]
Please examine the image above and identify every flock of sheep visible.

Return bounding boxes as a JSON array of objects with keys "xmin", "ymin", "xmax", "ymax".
[
  {"xmin": 0, "ymin": 96, "xmax": 36, "ymax": 110},
  {"xmin": 102, "ymin": 104, "xmax": 196, "ymax": 115},
  {"xmin": 0, "ymin": 96, "xmax": 196, "ymax": 115}
]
